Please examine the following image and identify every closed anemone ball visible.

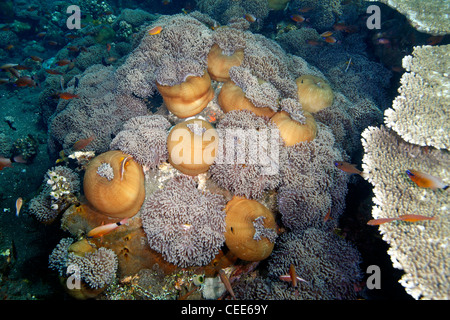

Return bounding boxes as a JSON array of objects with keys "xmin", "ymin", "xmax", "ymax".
[
  {"xmin": 296, "ymin": 75, "xmax": 334, "ymax": 113},
  {"xmin": 271, "ymin": 110, "xmax": 317, "ymax": 145},
  {"xmin": 224, "ymin": 196, "xmax": 278, "ymax": 261},
  {"xmin": 218, "ymin": 81, "xmax": 276, "ymax": 117},
  {"xmin": 83, "ymin": 150, "xmax": 145, "ymax": 218},
  {"xmin": 207, "ymin": 44, "xmax": 244, "ymax": 82},
  {"xmin": 167, "ymin": 119, "xmax": 218, "ymax": 176},
  {"xmin": 156, "ymin": 71, "xmax": 214, "ymax": 118}
]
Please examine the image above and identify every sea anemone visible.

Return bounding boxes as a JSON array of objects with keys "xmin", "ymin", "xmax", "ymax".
[
  {"xmin": 270, "ymin": 110, "xmax": 317, "ymax": 146},
  {"xmin": 140, "ymin": 175, "xmax": 227, "ymax": 268},
  {"xmin": 207, "ymin": 44, "xmax": 244, "ymax": 82},
  {"xmin": 167, "ymin": 118, "xmax": 218, "ymax": 176},
  {"xmin": 156, "ymin": 71, "xmax": 214, "ymax": 118},
  {"xmin": 209, "ymin": 110, "xmax": 283, "ymax": 199},
  {"xmin": 83, "ymin": 150, "xmax": 145, "ymax": 218},
  {"xmin": 217, "ymin": 81, "xmax": 276, "ymax": 117},
  {"xmin": 224, "ymin": 196, "xmax": 277, "ymax": 261},
  {"xmin": 267, "ymin": 228, "xmax": 362, "ymax": 300},
  {"xmin": 49, "ymin": 238, "xmax": 118, "ymax": 299},
  {"xmin": 296, "ymin": 75, "xmax": 334, "ymax": 113},
  {"xmin": 110, "ymin": 115, "xmax": 171, "ymax": 170}
]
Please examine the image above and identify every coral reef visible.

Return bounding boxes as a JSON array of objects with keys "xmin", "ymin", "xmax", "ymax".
[
  {"xmin": 384, "ymin": 45, "xmax": 449, "ymax": 150},
  {"xmin": 368, "ymin": 0, "xmax": 450, "ymax": 35},
  {"xmin": 361, "ymin": 126, "xmax": 449, "ymax": 299},
  {"xmin": 32, "ymin": 10, "xmax": 383, "ymax": 300},
  {"xmin": 140, "ymin": 176, "xmax": 227, "ymax": 268}
]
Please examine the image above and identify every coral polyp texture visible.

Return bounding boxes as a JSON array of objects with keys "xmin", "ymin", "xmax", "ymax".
[
  {"xmin": 28, "ymin": 166, "xmax": 80, "ymax": 223},
  {"xmin": 140, "ymin": 176, "xmax": 227, "ymax": 268},
  {"xmin": 110, "ymin": 115, "xmax": 171, "ymax": 169},
  {"xmin": 361, "ymin": 126, "xmax": 449, "ymax": 299},
  {"xmin": 48, "ymin": 64, "xmax": 147, "ymax": 155},
  {"xmin": 384, "ymin": 45, "xmax": 450, "ymax": 150},
  {"xmin": 278, "ymin": 123, "xmax": 348, "ymax": 232},
  {"xmin": 209, "ymin": 110, "xmax": 283, "ymax": 199},
  {"xmin": 49, "ymin": 238, "xmax": 118, "ymax": 294},
  {"xmin": 368, "ymin": 0, "xmax": 450, "ymax": 35}
]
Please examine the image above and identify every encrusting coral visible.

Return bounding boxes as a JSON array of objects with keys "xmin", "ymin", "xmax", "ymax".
[{"xmin": 83, "ymin": 150, "xmax": 145, "ymax": 218}]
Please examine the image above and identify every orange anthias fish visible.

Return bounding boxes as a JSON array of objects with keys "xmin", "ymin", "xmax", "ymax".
[
  {"xmin": 406, "ymin": 170, "xmax": 448, "ymax": 190},
  {"xmin": 55, "ymin": 59, "xmax": 72, "ymax": 66},
  {"xmin": 87, "ymin": 218, "xmax": 129, "ymax": 238},
  {"xmin": 243, "ymin": 13, "xmax": 257, "ymax": 23},
  {"xmin": 367, "ymin": 217, "xmax": 397, "ymax": 226},
  {"xmin": 218, "ymin": 269, "xmax": 236, "ymax": 299},
  {"xmin": 72, "ymin": 135, "xmax": 95, "ymax": 151},
  {"xmin": 320, "ymin": 31, "xmax": 333, "ymax": 37},
  {"xmin": 106, "ymin": 43, "xmax": 111, "ymax": 52},
  {"xmin": 324, "ymin": 36, "xmax": 337, "ymax": 43},
  {"xmin": 58, "ymin": 92, "xmax": 79, "ymax": 100},
  {"xmin": 279, "ymin": 264, "xmax": 309, "ymax": 287},
  {"xmin": 15, "ymin": 197, "xmax": 23, "ymax": 217},
  {"xmin": 45, "ymin": 69, "xmax": 64, "ymax": 75},
  {"xmin": 334, "ymin": 161, "xmax": 365, "ymax": 177},
  {"xmin": 0, "ymin": 156, "xmax": 13, "ymax": 170},
  {"xmin": 290, "ymin": 14, "xmax": 306, "ymax": 23},
  {"xmin": 15, "ymin": 76, "xmax": 37, "ymax": 87},
  {"xmin": 148, "ymin": 26, "xmax": 162, "ymax": 35},
  {"xmin": 368, "ymin": 214, "xmax": 438, "ymax": 226}
]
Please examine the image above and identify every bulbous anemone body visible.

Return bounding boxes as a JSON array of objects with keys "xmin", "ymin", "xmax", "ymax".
[
  {"xmin": 296, "ymin": 75, "xmax": 334, "ymax": 113},
  {"xmin": 224, "ymin": 196, "xmax": 277, "ymax": 262},
  {"xmin": 167, "ymin": 118, "xmax": 218, "ymax": 176},
  {"xmin": 207, "ymin": 44, "xmax": 244, "ymax": 82},
  {"xmin": 156, "ymin": 71, "xmax": 214, "ymax": 118},
  {"xmin": 271, "ymin": 110, "xmax": 317, "ymax": 145},
  {"xmin": 83, "ymin": 150, "xmax": 145, "ymax": 218},
  {"xmin": 218, "ymin": 81, "xmax": 276, "ymax": 118}
]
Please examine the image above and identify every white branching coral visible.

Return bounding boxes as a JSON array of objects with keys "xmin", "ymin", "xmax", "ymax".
[
  {"xmin": 384, "ymin": 45, "xmax": 449, "ymax": 150},
  {"xmin": 361, "ymin": 126, "xmax": 449, "ymax": 300}
]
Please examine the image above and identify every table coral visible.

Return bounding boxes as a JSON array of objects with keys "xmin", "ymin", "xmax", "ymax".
[
  {"xmin": 384, "ymin": 45, "xmax": 449, "ymax": 150},
  {"xmin": 368, "ymin": 0, "xmax": 450, "ymax": 35},
  {"xmin": 361, "ymin": 126, "xmax": 449, "ymax": 299}
]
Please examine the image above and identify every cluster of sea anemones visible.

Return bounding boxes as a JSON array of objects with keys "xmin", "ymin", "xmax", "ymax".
[{"xmin": 40, "ymin": 13, "xmax": 353, "ymax": 301}]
